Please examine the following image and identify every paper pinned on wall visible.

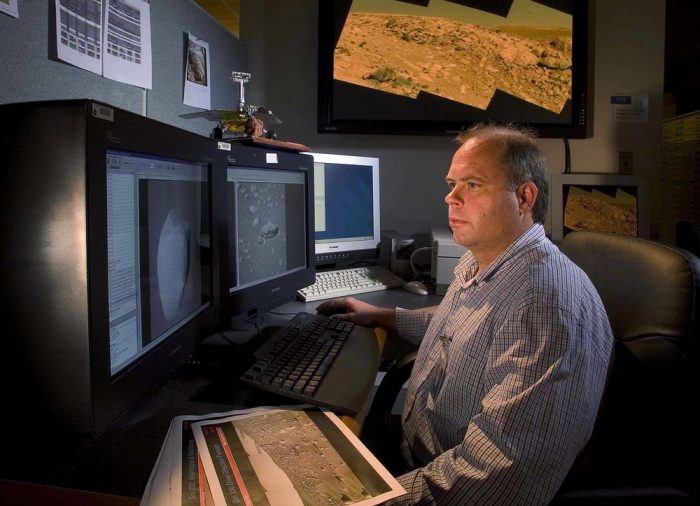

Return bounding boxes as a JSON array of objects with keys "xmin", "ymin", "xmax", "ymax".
[
  {"xmin": 183, "ymin": 33, "xmax": 212, "ymax": 110},
  {"xmin": 102, "ymin": 0, "xmax": 152, "ymax": 89},
  {"xmin": 54, "ymin": 0, "xmax": 153, "ymax": 89},
  {"xmin": 55, "ymin": 0, "xmax": 104, "ymax": 75},
  {"xmin": 0, "ymin": 0, "xmax": 19, "ymax": 18}
]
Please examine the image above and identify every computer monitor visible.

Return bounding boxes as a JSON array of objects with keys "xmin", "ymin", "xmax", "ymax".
[
  {"xmin": 0, "ymin": 100, "xmax": 225, "ymax": 436},
  {"xmin": 549, "ymin": 173, "xmax": 650, "ymax": 242},
  {"xmin": 305, "ymin": 152, "xmax": 381, "ymax": 269},
  {"xmin": 224, "ymin": 144, "xmax": 316, "ymax": 324}
]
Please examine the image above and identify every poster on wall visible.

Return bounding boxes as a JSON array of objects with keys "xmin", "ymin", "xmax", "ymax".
[
  {"xmin": 55, "ymin": 0, "xmax": 103, "ymax": 75},
  {"xmin": 54, "ymin": 0, "xmax": 152, "ymax": 89},
  {"xmin": 102, "ymin": 0, "xmax": 152, "ymax": 89},
  {"xmin": 0, "ymin": 0, "xmax": 19, "ymax": 18},
  {"xmin": 183, "ymin": 32, "xmax": 211, "ymax": 110}
]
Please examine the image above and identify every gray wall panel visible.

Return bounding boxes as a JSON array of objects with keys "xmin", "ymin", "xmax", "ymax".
[{"xmin": 1, "ymin": 0, "xmax": 246, "ymax": 137}]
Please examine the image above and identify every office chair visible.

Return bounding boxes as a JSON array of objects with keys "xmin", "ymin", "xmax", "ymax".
[{"xmin": 361, "ymin": 231, "xmax": 697, "ymax": 502}]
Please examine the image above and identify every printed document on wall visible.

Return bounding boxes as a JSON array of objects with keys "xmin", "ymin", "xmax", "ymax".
[
  {"xmin": 183, "ymin": 33, "xmax": 211, "ymax": 110},
  {"xmin": 102, "ymin": 0, "xmax": 152, "ymax": 89},
  {"xmin": 0, "ymin": 0, "xmax": 19, "ymax": 18},
  {"xmin": 55, "ymin": 0, "xmax": 103, "ymax": 75}
]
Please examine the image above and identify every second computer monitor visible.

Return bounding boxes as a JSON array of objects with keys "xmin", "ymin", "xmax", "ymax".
[
  {"xmin": 225, "ymin": 145, "xmax": 316, "ymax": 323},
  {"xmin": 307, "ymin": 153, "xmax": 380, "ymax": 269}
]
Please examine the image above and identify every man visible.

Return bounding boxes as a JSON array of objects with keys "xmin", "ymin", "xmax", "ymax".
[{"xmin": 317, "ymin": 124, "xmax": 613, "ymax": 504}]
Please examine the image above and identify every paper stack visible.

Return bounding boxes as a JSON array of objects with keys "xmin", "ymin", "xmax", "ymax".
[{"xmin": 140, "ymin": 406, "xmax": 405, "ymax": 506}]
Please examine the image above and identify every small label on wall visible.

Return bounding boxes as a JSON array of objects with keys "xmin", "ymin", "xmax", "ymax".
[{"xmin": 611, "ymin": 94, "xmax": 649, "ymax": 123}]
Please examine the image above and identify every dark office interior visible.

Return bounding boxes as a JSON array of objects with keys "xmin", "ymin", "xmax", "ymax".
[{"xmin": 1, "ymin": 1, "xmax": 697, "ymax": 504}]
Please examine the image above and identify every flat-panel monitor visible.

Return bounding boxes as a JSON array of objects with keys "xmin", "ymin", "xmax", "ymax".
[
  {"xmin": 225, "ymin": 144, "xmax": 316, "ymax": 323},
  {"xmin": 550, "ymin": 173, "xmax": 649, "ymax": 242},
  {"xmin": 305, "ymin": 153, "xmax": 381, "ymax": 269},
  {"xmin": 0, "ymin": 100, "xmax": 224, "ymax": 436},
  {"xmin": 318, "ymin": 0, "xmax": 593, "ymax": 138}
]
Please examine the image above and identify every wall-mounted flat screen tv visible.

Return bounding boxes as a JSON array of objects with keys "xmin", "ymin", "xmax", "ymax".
[{"xmin": 318, "ymin": 0, "xmax": 593, "ymax": 138}]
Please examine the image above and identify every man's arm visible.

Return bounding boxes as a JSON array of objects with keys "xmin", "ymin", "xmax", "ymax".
[
  {"xmin": 316, "ymin": 297, "xmax": 436, "ymax": 342},
  {"xmin": 389, "ymin": 306, "xmax": 610, "ymax": 505}
]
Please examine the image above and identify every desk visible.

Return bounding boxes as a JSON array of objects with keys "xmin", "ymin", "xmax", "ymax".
[{"xmin": 0, "ymin": 288, "xmax": 441, "ymax": 501}]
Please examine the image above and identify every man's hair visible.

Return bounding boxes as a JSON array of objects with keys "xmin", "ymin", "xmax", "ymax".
[{"xmin": 455, "ymin": 123, "xmax": 550, "ymax": 224}]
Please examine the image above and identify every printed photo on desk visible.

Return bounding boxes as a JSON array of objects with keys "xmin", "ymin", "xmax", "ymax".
[
  {"xmin": 141, "ymin": 407, "xmax": 267, "ymax": 506},
  {"xmin": 191, "ymin": 406, "xmax": 405, "ymax": 506}
]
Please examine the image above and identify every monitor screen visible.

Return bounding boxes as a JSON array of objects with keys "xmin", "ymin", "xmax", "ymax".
[
  {"xmin": 550, "ymin": 173, "xmax": 649, "ymax": 242},
  {"xmin": 228, "ymin": 167, "xmax": 307, "ymax": 291},
  {"xmin": 106, "ymin": 150, "xmax": 211, "ymax": 376},
  {"xmin": 307, "ymin": 153, "xmax": 380, "ymax": 268},
  {"xmin": 224, "ymin": 145, "xmax": 316, "ymax": 323},
  {"xmin": 318, "ymin": 0, "xmax": 592, "ymax": 138}
]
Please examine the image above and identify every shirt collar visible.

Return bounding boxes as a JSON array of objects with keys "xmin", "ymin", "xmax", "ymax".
[{"xmin": 454, "ymin": 223, "xmax": 546, "ymax": 287}]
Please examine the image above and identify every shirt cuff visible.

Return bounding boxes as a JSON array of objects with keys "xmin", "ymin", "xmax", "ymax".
[{"xmin": 395, "ymin": 308, "xmax": 432, "ymax": 345}]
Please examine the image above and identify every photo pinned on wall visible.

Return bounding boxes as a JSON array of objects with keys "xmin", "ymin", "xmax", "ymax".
[
  {"xmin": 184, "ymin": 32, "xmax": 211, "ymax": 110},
  {"xmin": 0, "ymin": 0, "xmax": 19, "ymax": 18}
]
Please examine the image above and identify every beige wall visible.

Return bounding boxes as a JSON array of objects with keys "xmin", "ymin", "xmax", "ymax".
[{"xmin": 241, "ymin": 0, "xmax": 666, "ymax": 240}]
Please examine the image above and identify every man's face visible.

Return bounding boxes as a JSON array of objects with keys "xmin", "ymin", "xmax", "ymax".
[{"xmin": 445, "ymin": 138, "xmax": 526, "ymax": 264}]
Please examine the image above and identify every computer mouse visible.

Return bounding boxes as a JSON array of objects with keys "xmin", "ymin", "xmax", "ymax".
[
  {"xmin": 316, "ymin": 298, "xmax": 348, "ymax": 316},
  {"xmin": 403, "ymin": 280, "xmax": 429, "ymax": 295}
]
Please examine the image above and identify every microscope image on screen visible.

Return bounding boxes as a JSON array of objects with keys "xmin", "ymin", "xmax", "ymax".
[
  {"xmin": 236, "ymin": 181, "xmax": 289, "ymax": 286},
  {"xmin": 157, "ymin": 208, "xmax": 190, "ymax": 320},
  {"xmin": 144, "ymin": 180, "xmax": 204, "ymax": 341}
]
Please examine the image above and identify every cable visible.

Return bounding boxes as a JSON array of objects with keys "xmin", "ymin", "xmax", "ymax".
[
  {"xmin": 563, "ymin": 138, "xmax": 571, "ymax": 174},
  {"xmin": 409, "ymin": 246, "xmax": 435, "ymax": 278}
]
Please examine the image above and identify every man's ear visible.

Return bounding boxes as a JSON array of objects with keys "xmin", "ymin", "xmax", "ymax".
[{"xmin": 517, "ymin": 181, "xmax": 538, "ymax": 215}]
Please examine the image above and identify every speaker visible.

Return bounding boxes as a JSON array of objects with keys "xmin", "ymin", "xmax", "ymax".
[{"xmin": 380, "ymin": 231, "xmax": 414, "ymax": 279}]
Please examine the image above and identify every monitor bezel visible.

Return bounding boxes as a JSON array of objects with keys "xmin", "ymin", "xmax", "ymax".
[
  {"xmin": 549, "ymin": 173, "xmax": 650, "ymax": 242},
  {"xmin": 86, "ymin": 103, "xmax": 224, "ymax": 435},
  {"xmin": 223, "ymin": 145, "xmax": 316, "ymax": 323}
]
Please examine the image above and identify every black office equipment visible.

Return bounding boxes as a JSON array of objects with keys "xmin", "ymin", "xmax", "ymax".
[
  {"xmin": 223, "ymin": 143, "xmax": 316, "ymax": 324},
  {"xmin": 241, "ymin": 312, "xmax": 379, "ymax": 414},
  {"xmin": 0, "ymin": 99, "xmax": 226, "ymax": 436},
  {"xmin": 223, "ymin": 146, "xmax": 381, "ymax": 412}
]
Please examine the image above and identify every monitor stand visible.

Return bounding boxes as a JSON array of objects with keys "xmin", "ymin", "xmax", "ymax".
[{"xmin": 110, "ymin": 383, "xmax": 172, "ymax": 431}]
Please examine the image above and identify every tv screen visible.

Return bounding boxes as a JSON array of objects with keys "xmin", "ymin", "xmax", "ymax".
[
  {"xmin": 318, "ymin": 0, "xmax": 592, "ymax": 138},
  {"xmin": 550, "ymin": 174, "xmax": 649, "ymax": 242}
]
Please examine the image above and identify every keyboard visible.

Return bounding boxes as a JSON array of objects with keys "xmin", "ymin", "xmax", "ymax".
[
  {"xmin": 240, "ymin": 312, "xmax": 379, "ymax": 414},
  {"xmin": 297, "ymin": 265, "xmax": 405, "ymax": 302}
]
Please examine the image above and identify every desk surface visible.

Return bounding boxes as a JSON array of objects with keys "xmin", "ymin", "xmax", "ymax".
[
  {"xmin": 277, "ymin": 286, "xmax": 443, "ymax": 315},
  {"xmin": 1, "ymin": 288, "xmax": 441, "ymax": 501}
]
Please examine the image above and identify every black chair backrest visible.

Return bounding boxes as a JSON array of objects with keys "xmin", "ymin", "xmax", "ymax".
[{"xmin": 559, "ymin": 231, "xmax": 698, "ymax": 494}]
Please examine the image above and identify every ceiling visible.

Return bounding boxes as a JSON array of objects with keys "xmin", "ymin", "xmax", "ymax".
[{"xmin": 194, "ymin": 0, "xmax": 240, "ymax": 37}]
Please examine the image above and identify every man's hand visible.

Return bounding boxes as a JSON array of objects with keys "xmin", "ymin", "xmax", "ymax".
[{"xmin": 316, "ymin": 297, "xmax": 396, "ymax": 332}]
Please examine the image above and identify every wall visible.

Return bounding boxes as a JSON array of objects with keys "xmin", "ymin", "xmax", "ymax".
[
  {"xmin": 241, "ymin": 0, "xmax": 666, "ymax": 240},
  {"xmin": 0, "ymin": 0, "xmax": 247, "ymax": 137}
]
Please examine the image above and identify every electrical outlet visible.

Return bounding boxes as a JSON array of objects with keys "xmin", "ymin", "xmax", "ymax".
[{"xmin": 619, "ymin": 151, "xmax": 633, "ymax": 175}]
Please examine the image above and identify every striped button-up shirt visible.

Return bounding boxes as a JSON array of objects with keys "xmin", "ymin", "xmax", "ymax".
[{"xmin": 390, "ymin": 224, "xmax": 613, "ymax": 505}]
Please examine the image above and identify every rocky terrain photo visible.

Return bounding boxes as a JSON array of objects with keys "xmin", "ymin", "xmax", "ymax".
[{"xmin": 334, "ymin": 11, "xmax": 573, "ymax": 113}]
